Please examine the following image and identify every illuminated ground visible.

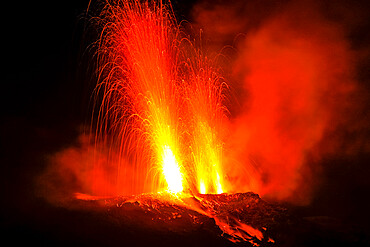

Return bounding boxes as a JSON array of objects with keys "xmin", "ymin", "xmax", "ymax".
[{"xmin": 3, "ymin": 191, "xmax": 368, "ymax": 247}]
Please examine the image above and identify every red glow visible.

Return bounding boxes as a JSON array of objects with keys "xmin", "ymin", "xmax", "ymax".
[
  {"xmin": 93, "ymin": 0, "xmax": 228, "ymax": 196},
  {"xmin": 222, "ymin": 3, "xmax": 357, "ymax": 204}
]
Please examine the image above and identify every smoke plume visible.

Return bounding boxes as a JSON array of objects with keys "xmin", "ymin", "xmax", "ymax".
[
  {"xmin": 192, "ymin": 0, "xmax": 363, "ymax": 204},
  {"xmin": 37, "ymin": 133, "xmax": 141, "ymax": 205}
]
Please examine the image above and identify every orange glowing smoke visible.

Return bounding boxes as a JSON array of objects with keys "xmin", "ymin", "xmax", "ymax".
[
  {"xmin": 94, "ymin": 0, "xmax": 228, "ymax": 195},
  {"xmin": 192, "ymin": 0, "xmax": 358, "ymax": 204}
]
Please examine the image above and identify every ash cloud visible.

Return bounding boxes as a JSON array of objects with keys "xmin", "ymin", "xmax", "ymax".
[
  {"xmin": 191, "ymin": 0, "xmax": 368, "ymax": 204},
  {"xmin": 37, "ymin": 132, "xmax": 140, "ymax": 205}
]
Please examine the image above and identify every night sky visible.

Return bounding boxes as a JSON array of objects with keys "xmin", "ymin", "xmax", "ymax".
[
  {"xmin": 1, "ymin": 0, "xmax": 370, "ymax": 244},
  {"xmin": 1, "ymin": 0, "xmax": 92, "ymax": 232}
]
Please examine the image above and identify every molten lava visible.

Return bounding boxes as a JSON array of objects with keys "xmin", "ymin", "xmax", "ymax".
[
  {"xmin": 95, "ymin": 0, "xmax": 228, "ymax": 196},
  {"xmin": 161, "ymin": 145, "xmax": 183, "ymax": 193}
]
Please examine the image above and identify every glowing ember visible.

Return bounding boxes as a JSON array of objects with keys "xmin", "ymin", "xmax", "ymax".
[{"xmin": 95, "ymin": 0, "xmax": 228, "ymax": 195}]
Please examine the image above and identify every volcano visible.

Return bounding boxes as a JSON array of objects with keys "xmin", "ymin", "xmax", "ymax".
[{"xmin": 2, "ymin": 0, "xmax": 369, "ymax": 246}]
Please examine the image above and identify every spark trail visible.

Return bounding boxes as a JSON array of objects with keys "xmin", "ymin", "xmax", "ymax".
[{"xmin": 95, "ymin": 0, "xmax": 228, "ymax": 195}]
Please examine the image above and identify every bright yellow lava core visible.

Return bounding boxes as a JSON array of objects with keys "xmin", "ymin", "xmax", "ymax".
[{"xmin": 162, "ymin": 145, "xmax": 183, "ymax": 193}]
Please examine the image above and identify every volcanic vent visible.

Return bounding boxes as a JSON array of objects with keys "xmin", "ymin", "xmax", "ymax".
[{"xmin": 92, "ymin": 0, "xmax": 230, "ymax": 196}]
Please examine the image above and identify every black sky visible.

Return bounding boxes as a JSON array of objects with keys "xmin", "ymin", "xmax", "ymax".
[{"xmin": 1, "ymin": 0, "xmax": 91, "ymax": 223}]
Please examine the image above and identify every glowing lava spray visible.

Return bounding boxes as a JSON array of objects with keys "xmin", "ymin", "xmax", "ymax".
[{"xmin": 95, "ymin": 0, "xmax": 228, "ymax": 195}]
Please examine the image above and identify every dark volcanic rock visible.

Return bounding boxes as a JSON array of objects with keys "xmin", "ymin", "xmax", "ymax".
[
  {"xmin": 67, "ymin": 192, "xmax": 287, "ymax": 246},
  {"xmin": 4, "ymin": 192, "xmax": 368, "ymax": 247}
]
